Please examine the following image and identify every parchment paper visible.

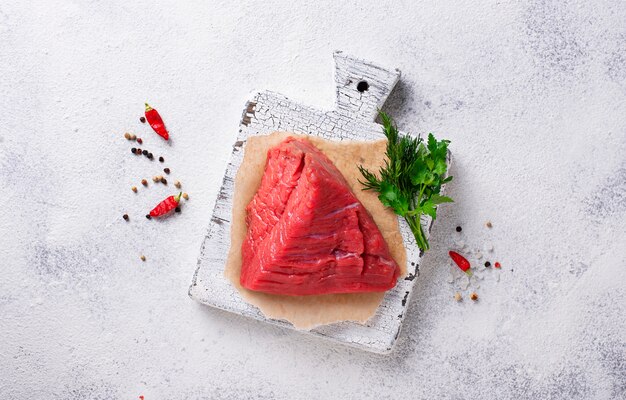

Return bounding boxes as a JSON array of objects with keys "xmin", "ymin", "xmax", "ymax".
[{"xmin": 224, "ymin": 132, "xmax": 407, "ymax": 330}]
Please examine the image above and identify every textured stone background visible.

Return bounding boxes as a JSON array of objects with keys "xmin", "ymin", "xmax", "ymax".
[{"xmin": 1, "ymin": 1, "xmax": 625, "ymax": 399}]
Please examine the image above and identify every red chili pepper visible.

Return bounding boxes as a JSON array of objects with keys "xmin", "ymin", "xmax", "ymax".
[
  {"xmin": 149, "ymin": 192, "xmax": 181, "ymax": 217},
  {"xmin": 449, "ymin": 251, "xmax": 472, "ymax": 276},
  {"xmin": 145, "ymin": 103, "xmax": 169, "ymax": 140}
]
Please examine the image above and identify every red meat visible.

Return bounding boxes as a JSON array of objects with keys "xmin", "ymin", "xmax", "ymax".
[{"xmin": 240, "ymin": 137, "xmax": 400, "ymax": 296}]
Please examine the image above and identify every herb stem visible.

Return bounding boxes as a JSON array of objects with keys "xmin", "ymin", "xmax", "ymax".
[
  {"xmin": 416, "ymin": 184, "xmax": 425, "ymax": 208},
  {"xmin": 405, "ymin": 215, "xmax": 429, "ymax": 251}
]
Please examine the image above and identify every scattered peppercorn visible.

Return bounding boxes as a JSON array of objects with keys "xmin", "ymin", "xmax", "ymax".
[
  {"xmin": 145, "ymin": 214, "xmax": 151, "ymax": 219},
  {"xmin": 486, "ymin": 221, "xmax": 492, "ymax": 228},
  {"xmin": 140, "ymin": 116, "xmax": 146, "ymax": 123},
  {"xmin": 123, "ymin": 214, "xmax": 129, "ymax": 221},
  {"xmin": 484, "ymin": 261, "xmax": 491, "ymax": 267},
  {"xmin": 470, "ymin": 292, "xmax": 479, "ymax": 301},
  {"xmin": 137, "ymin": 138, "xmax": 143, "ymax": 144},
  {"xmin": 174, "ymin": 180, "xmax": 181, "ymax": 188},
  {"xmin": 136, "ymin": 148, "xmax": 142, "ymax": 155},
  {"xmin": 454, "ymin": 292, "xmax": 462, "ymax": 302},
  {"xmin": 131, "ymin": 148, "xmax": 137, "ymax": 154},
  {"xmin": 164, "ymin": 168, "xmax": 170, "ymax": 174},
  {"xmin": 140, "ymin": 255, "xmax": 146, "ymax": 261},
  {"xmin": 175, "ymin": 206, "xmax": 181, "ymax": 213},
  {"xmin": 495, "ymin": 262, "xmax": 501, "ymax": 269},
  {"xmin": 131, "ymin": 186, "xmax": 137, "ymax": 192},
  {"xmin": 158, "ymin": 156, "xmax": 164, "ymax": 163},
  {"xmin": 141, "ymin": 179, "xmax": 148, "ymax": 186},
  {"xmin": 148, "ymin": 153, "xmax": 154, "ymax": 159},
  {"xmin": 156, "ymin": 175, "xmax": 163, "ymax": 180},
  {"xmin": 124, "ymin": 132, "xmax": 131, "ymax": 140},
  {"xmin": 160, "ymin": 177, "xmax": 167, "ymax": 185},
  {"xmin": 152, "ymin": 176, "xmax": 158, "ymax": 182},
  {"xmin": 182, "ymin": 192, "xmax": 189, "ymax": 200},
  {"xmin": 456, "ymin": 226, "xmax": 462, "ymax": 232},
  {"xmin": 142, "ymin": 150, "xmax": 148, "ymax": 156},
  {"xmin": 130, "ymin": 134, "xmax": 137, "ymax": 140}
]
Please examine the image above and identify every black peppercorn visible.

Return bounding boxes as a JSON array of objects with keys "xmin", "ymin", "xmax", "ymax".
[
  {"xmin": 148, "ymin": 153, "xmax": 153, "ymax": 159},
  {"xmin": 456, "ymin": 226, "xmax": 462, "ymax": 232},
  {"xmin": 140, "ymin": 116, "xmax": 146, "ymax": 123},
  {"xmin": 142, "ymin": 150, "xmax": 148, "ymax": 156},
  {"xmin": 158, "ymin": 156, "xmax": 164, "ymax": 163},
  {"xmin": 160, "ymin": 177, "xmax": 167, "ymax": 185},
  {"xmin": 164, "ymin": 168, "xmax": 170, "ymax": 174},
  {"xmin": 123, "ymin": 214, "xmax": 129, "ymax": 220},
  {"xmin": 175, "ymin": 206, "xmax": 181, "ymax": 213},
  {"xmin": 484, "ymin": 261, "xmax": 491, "ymax": 267},
  {"xmin": 145, "ymin": 214, "xmax": 151, "ymax": 219},
  {"xmin": 131, "ymin": 148, "xmax": 136, "ymax": 154}
]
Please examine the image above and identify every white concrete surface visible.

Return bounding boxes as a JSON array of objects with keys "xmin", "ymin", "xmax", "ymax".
[{"xmin": 1, "ymin": 1, "xmax": 625, "ymax": 399}]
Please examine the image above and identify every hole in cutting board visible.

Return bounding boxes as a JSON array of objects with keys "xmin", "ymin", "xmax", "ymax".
[{"xmin": 357, "ymin": 80, "xmax": 369, "ymax": 92}]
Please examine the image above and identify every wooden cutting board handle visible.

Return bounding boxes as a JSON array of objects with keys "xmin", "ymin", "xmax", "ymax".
[{"xmin": 333, "ymin": 51, "xmax": 401, "ymax": 121}]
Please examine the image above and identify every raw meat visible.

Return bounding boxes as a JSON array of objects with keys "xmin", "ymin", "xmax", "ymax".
[{"xmin": 240, "ymin": 136, "xmax": 400, "ymax": 296}]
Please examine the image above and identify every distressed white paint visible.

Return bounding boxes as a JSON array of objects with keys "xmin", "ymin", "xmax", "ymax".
[
  {"xmin": 1, "ymin": 1, "xmax": 625, "ymax": 399},
  {"xmin": 190, "ymin": 52, "xmax": 440, "ymax": 353}
]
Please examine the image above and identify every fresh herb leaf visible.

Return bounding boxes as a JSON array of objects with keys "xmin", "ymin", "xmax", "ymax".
[
  {"xmin": 409, "ymin": 162, "xmax": 429, "ymax": 186},
  {"xmin": 418, "ymin": 200, "xmax": 438, "ymax": 219},
  {"xmin": 378, "ymin": 181, "xmax": 409, "ymax": 216},
  {"xmin": 358, "ymin": 111, "xmax": 454, "ymax": 251},
  {"xmin": 430, "ymin": 194, "xmax": 454, "ymax": 205}
]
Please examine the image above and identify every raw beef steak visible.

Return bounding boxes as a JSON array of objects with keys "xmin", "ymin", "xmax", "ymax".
[{"xmin": 240, "ymin": 137, "xmax": 400, "ymax": 295}]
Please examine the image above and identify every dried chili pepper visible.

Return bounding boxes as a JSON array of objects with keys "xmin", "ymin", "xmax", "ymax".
[
  {"xmin": 449, "ymin": 250, "xmax": 472, "ymax": 276},
  {"xmin": 144, "ymin": 103, "xmax": 169, "ymax": 140},
  {"xmin": 149, "ymin": 192, "xmax": 181, "ymax": 217}
]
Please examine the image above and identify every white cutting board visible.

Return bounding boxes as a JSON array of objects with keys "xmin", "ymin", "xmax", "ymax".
[{"xmin": 190, "ymin": 51, "xmax": 443, "ymax": 354}]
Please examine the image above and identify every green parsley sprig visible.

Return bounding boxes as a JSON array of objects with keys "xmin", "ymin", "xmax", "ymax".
[{"xmin": 358, "ymin": 111, "xmax": 453, "ymax": 251}]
